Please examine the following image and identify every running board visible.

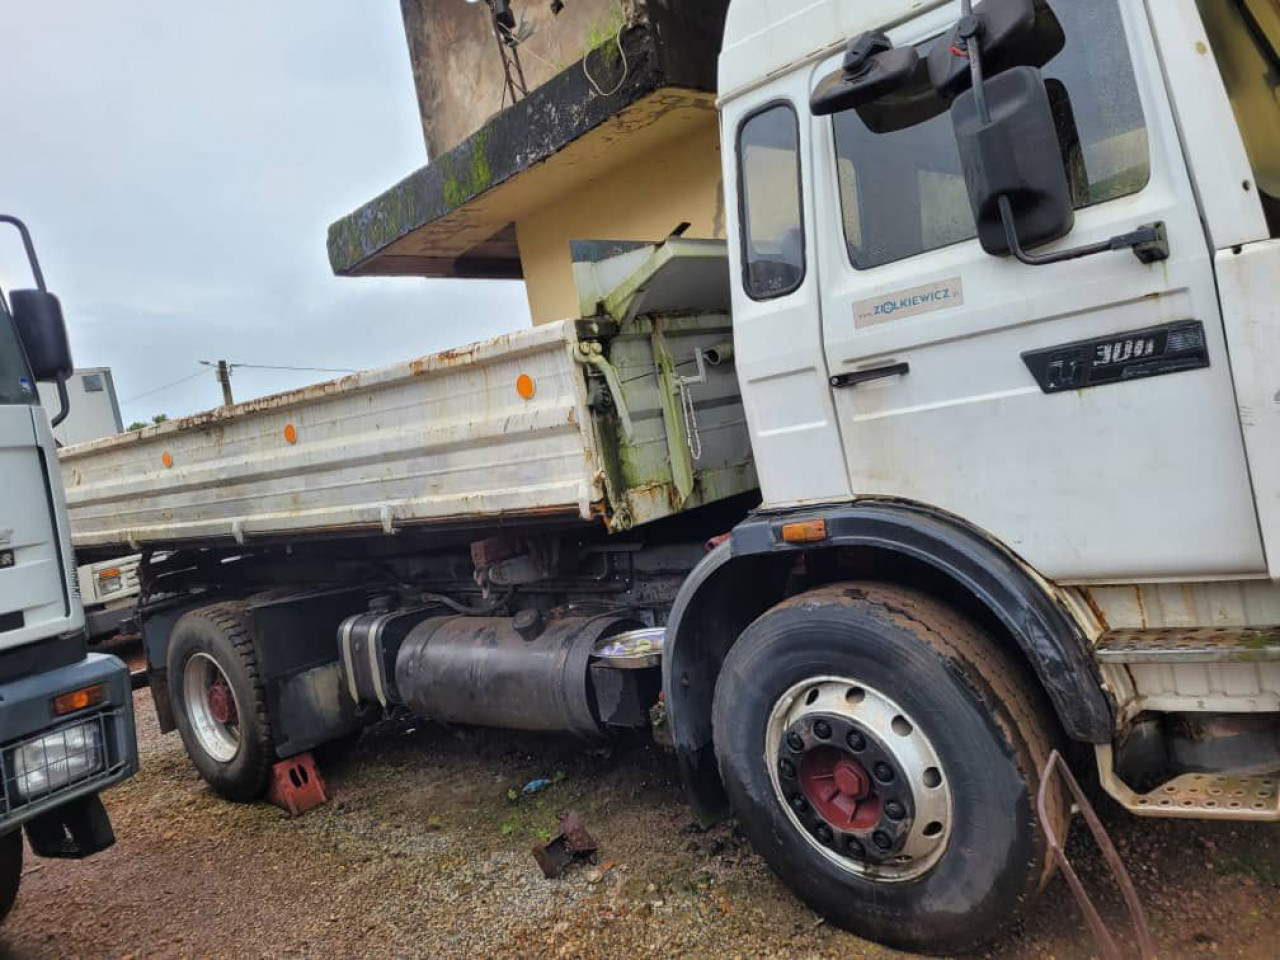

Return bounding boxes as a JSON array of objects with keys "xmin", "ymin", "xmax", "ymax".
[
  {"xmin": 1094, "ymin": 626, "xmax": 1280, "ymax": 664},
  {"xmin": 1095, "ymin": 745, "xmax": 1279, "ymax": 822}
]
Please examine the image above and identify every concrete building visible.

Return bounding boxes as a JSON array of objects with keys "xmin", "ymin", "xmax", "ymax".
[
  {"xmin": 329, "ymin": 0, "xmax": 731, "ymax": 324},
  {"xmin": 39, "ymin": 367, "xmax": 124, "ymax": 447}
]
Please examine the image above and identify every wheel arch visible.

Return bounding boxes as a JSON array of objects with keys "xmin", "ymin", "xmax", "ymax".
[{"xmin": 662, "ymin": 501, "xmax": 1114, "ymax": 822}]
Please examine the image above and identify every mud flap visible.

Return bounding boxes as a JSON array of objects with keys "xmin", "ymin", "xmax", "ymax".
[{"xmin": 25, "ymin": 793, "xmax": 116, "ymax": 859}]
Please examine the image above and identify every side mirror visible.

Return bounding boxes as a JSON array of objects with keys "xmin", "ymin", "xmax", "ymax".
[
  {"xmin": 11, "ymin": 289, "xmax": 73, "ymax": 381},
  {"xmin": 811, "ymin": 32, "xmax": 920, "ymax": 117},
  {"xmin": 952, "ymin": 66, "xmax": 1073, "ymax": 255},
  {"xmin": 928, "ymin": 0, "xmax": 1065, "ymax": 101}
]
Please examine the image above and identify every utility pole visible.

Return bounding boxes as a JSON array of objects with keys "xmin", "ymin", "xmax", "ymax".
[{"xmin": 203, "ymin": 360, "xmax": 234, "ymax": 407}]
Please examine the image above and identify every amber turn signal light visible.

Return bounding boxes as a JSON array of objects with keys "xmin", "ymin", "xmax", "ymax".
[
  {"xmin": 53, "ymin": 683, "xmax": 106, "ymax": 716},
  {"xmin": 781, "ymin": 519, "xmax": 828, "ymax": 544}
]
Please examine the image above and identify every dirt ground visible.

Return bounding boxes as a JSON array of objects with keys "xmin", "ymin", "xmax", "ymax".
[{"xmin": 0, "ymin": 685, "xmax": 1275, "ymax": 959}]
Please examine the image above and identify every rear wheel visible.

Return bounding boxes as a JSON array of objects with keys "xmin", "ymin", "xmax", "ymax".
[
  {"xmin": 712, "ymin": 582, "xmax": 1065, "ymax": 956},
  {"xmin": 167, "ymin": 603, "xmax": 275, "ymax": 801},
  {"xmin": 0, "ymin": 829, "xmax": 22, "ymax": 923}
]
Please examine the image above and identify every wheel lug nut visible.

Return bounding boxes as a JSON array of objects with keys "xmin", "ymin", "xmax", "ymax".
[
  {"xmin": 872, "ymin": 830, "xmax": 893, "ymax": 851},
  {"xmin": 790, "ymin": 794, "xmax": 808, "ymax": 814},
  {"xmin": 814, "ymin": 824, "xmax": 833, "ymax": 844},
  {"xmin": 884, "ymin": 800, "xmax": 905, "ymax": 821},
  {"xmin": 786, "ymin": 732, "xmax": 805, "ymax": 752},
  {"xmin": 779, "ymin": 758, "xmax": 796, "ymax": 779},
  {"xmin": 873, "ymin": 762, "xmax": 895, "ymax": 783},
  {"xmin": 812, "ymin": 720, "xmax": 832, "ymax": 740},
  {"xmin": 846, "ymin": 731, "xmax": 866, "ymax": 751},
  {"xmin": 845, "ymin": 837, "xmax": 865, "ymax": 859}
]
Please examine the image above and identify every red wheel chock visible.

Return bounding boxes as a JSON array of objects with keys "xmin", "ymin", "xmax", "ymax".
[{"xmin": 266, "ymin": 753, "xmax": 327, "ymax": 817}]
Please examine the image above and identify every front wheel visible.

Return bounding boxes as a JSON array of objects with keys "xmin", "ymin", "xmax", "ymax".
[{"xmin": 712, "ymin": 583, "xmax": 1065, "ymax": 956}]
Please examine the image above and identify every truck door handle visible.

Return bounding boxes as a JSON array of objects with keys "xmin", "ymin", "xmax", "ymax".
[{"xmin": 830, "ymin": 362, "xmax": 910, "ymax": 389}]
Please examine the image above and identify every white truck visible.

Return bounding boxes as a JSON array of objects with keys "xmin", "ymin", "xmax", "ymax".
[
  {"xmin": 58, "ymin": 0, "xmax": 1277, "ymax": 953},
  {"xmin": 36, "ymin": 365, "xmax": 143, "ymax": 647},
  {"xmin": 0, "ymin": 216, "xmax": 138, "ymax": 921}
]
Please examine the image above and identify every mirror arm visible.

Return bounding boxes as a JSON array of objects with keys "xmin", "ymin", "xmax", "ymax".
[
  {"xmin": 998, "ymin": 196, "xmax": 1170, "ymax": 266},
  {"xmin": 0, "ymin": 216, "xmax": 48, "ymax": 292},
  {"xmin": 48, "ymin": 374, "xmax": 70, "ymax": 429}
]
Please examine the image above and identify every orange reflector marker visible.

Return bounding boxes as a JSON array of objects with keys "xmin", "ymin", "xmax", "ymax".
[
  {"xmin": 284, "ymin": 423, "xmax": 299, "ymax": 445},
  {"xmin": 516, "ymin": 374, "xmax": 536, "ymax": 400},
  {"xmin": 162, "ymin": 452, "xmax": 173, "ymax": 469},
  {"xmin": 781, "ymin": 519, "xmax": 828, "ymax": 544},
  {"xmin": 53, "ymin": 683, "xmax": 106, "ymax": 716}
]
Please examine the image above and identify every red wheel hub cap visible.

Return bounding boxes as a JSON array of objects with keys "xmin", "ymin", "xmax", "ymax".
[
  {"xmin": 799, "ymin": 746, "xmax": 880, "ymax": 831},
  {"xmin": 207, "ymin": 680, "xmax": 237, "ymax": 726}
]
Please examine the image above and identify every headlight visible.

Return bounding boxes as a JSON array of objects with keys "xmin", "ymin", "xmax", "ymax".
[
  {"xmin": 12, "ymin": 721, "xmax": 104, "ymax": 801},
  {"xmin": 96, "ymin": 568, "xmax": 123, "ymax": 595}
]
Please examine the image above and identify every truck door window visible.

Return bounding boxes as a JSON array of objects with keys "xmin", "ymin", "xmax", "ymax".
[
  {"xmin": 0, "ymin": 300, "xmax": 37, "ymax": 406},
  {"xmin": 834, "ymin": 0, "xmax": 1151, "ymax": 269},
  {"xmin": 738, "ymin": 103, "xmax": 806, "ymax": 299},
  {"xmin": 1198, "ymin": 0, "xmax": 1280, "ymax": 235}
]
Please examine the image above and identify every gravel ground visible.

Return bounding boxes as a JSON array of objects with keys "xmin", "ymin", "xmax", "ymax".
[{"xmin": 0, "ymin": 685, "xmax": 1275, "ymax": 959}]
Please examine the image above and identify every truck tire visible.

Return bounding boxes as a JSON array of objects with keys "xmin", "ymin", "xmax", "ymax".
[
  {"xmin": 712, "ymin": 582, "xmax": 1066, "ymax": 956},
  {"xmin": 0, "ymin": 830, "xmax": 22, "ymax": 923},
  {"xmin": 167, "ymin": 602, "xmax": 275, "ymax": 802}
]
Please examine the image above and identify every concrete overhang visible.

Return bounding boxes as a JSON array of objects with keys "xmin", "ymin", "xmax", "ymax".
[{"xmin": 327, "ymin": 23, "xmax": 721, "ymax": 282}]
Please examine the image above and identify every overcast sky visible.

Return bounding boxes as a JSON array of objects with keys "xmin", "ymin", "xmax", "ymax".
[{"xmin": 0, "ymin": 0, "xmax": 530, "ymax": 429}]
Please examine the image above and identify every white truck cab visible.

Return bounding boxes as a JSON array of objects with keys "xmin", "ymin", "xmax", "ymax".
[
  {"xmin": 675, "ymin": 0, "xmax": 1279, "ymax": 950},
  {"xmin": 0, "ymin": 217, "xmax": 137, "ymax": 921}
]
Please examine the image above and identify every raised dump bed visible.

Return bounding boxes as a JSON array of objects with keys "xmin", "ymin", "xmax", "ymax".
[{"xmin": 60, "ymin": 240, "xmax": 756, "ymax": 555}]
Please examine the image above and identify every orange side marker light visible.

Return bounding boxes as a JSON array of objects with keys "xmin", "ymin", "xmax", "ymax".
[{"xmin": 781, "ymin": 519, "xmax": 828, "ymax": 544}]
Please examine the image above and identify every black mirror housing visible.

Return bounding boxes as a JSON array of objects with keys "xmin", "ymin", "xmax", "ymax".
[
  {"xmin": 929, "ymin": 0, "xmax": 1065, "ymax": 100},
  {"xmin": 952, "ymin": 66, "xmax": 1074, "ymax": 255},
  {"xmin": 11, "ymin": 289, "xmax": 73, "ymax": 381},
  {"xmin": 812, "ymin": 33, "xmax": 921, "ymax": 117}
]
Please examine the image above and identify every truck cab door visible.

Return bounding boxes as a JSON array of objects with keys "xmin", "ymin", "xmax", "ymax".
[
  {"xmin": 811, "ymin": 0, "xmax": 1265, "ymax": 582},
  {"xmin": 0, "ymin": 305, "xmax": 80, "ymax": 649}
]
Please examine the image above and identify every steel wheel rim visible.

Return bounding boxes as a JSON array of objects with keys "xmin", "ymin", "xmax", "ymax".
[
  {"xmin": 183, "ymin": 652, "xmax": 242, "ymax": 763},
  {"xmin": 765, "ymin": 675, "xmax": 953, "ymax": 883}
]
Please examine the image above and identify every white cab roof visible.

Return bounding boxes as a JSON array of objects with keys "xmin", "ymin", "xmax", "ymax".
[{"xmin": 720, "ymin": 0, "xmax": 950, "ymax": 101}]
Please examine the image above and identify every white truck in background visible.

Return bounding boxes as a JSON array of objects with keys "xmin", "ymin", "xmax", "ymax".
[
  {"xmin": 36, "ymin": 365, "xmax": 143, "ymax": 646},
  {"xmin": 0, "ymin": 215, "xmax": 138, "ymax": 921},
  {"xmin": 77, "ymin": 556, "xmax": 142, "ymax": 646},
  {"xmin": 56, "ymin": 0, "xmax": 1279, "ymax": 954}
]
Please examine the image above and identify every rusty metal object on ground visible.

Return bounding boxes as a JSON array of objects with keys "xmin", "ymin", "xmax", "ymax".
[
  {"xmin": 531, "ymin": 811, "xmax": 599, "ymax": 879},
  {"xmin": 266, "ymin": 753, "xmax": 328, "ymax": 818},
  {"xmin": 1037, "ymin": 749, "xmax": 1155, "ymax": 960}
]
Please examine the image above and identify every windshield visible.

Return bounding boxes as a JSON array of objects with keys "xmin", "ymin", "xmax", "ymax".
[
  {"xmin": 833, "ymin": 0, "xmax": 1150, "ymax": 270},
  {"xmin": 0, "ymin": 297, "xmax": 38, "ymax": 406}
]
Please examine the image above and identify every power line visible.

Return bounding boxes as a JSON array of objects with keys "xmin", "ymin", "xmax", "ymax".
[
  {"xmin": 120, "ymin": 368, "xmax": 208, "ymax": 404},
  {"xmin": 222, "ymin": 363, "xmax": 359, "ymax": 375},
  {"xmin": 123, "ymin": 362, "xmax": 360, "ymax": 408}
]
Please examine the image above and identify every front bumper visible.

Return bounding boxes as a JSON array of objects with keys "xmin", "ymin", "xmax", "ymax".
[{"xmin": 0, "ymin": 652, "xmax": 137, "ymax": 833}]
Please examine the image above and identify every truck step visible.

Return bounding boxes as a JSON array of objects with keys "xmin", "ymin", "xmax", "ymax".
[
  {"xmin": 1094, "ymin": 626, "xmax": 1280, "ymax": 664},
  {"xmin": 1095, "ymin": 746, "xmax": 1279, "ymax": 821},
  {"xmin": 1126, "ymin": 772, "xmax": 1278, "ymax": 821}
]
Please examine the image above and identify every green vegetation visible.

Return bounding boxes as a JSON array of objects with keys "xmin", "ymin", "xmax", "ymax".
[
  {"xmin": 586, "ymin": 2, "xmax": 627, "ymax": 70},
  {"xmin": 440, "ymin": 128, "xmax": 494, "ymax": 210}
]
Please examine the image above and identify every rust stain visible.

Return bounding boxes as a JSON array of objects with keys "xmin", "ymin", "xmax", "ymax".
[{"xmin": 1080, "ymin": 589, "xmax": 1111, "ymax": 632}]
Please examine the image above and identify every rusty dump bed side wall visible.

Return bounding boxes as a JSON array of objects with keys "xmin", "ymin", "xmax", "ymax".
[
  {"xmin": 57, "ymin": 299, "xmax": 759, "ymax": 556},
  {"xmin": 58, "ymin": 322, "xmax": 605, "ymax": 553}
]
